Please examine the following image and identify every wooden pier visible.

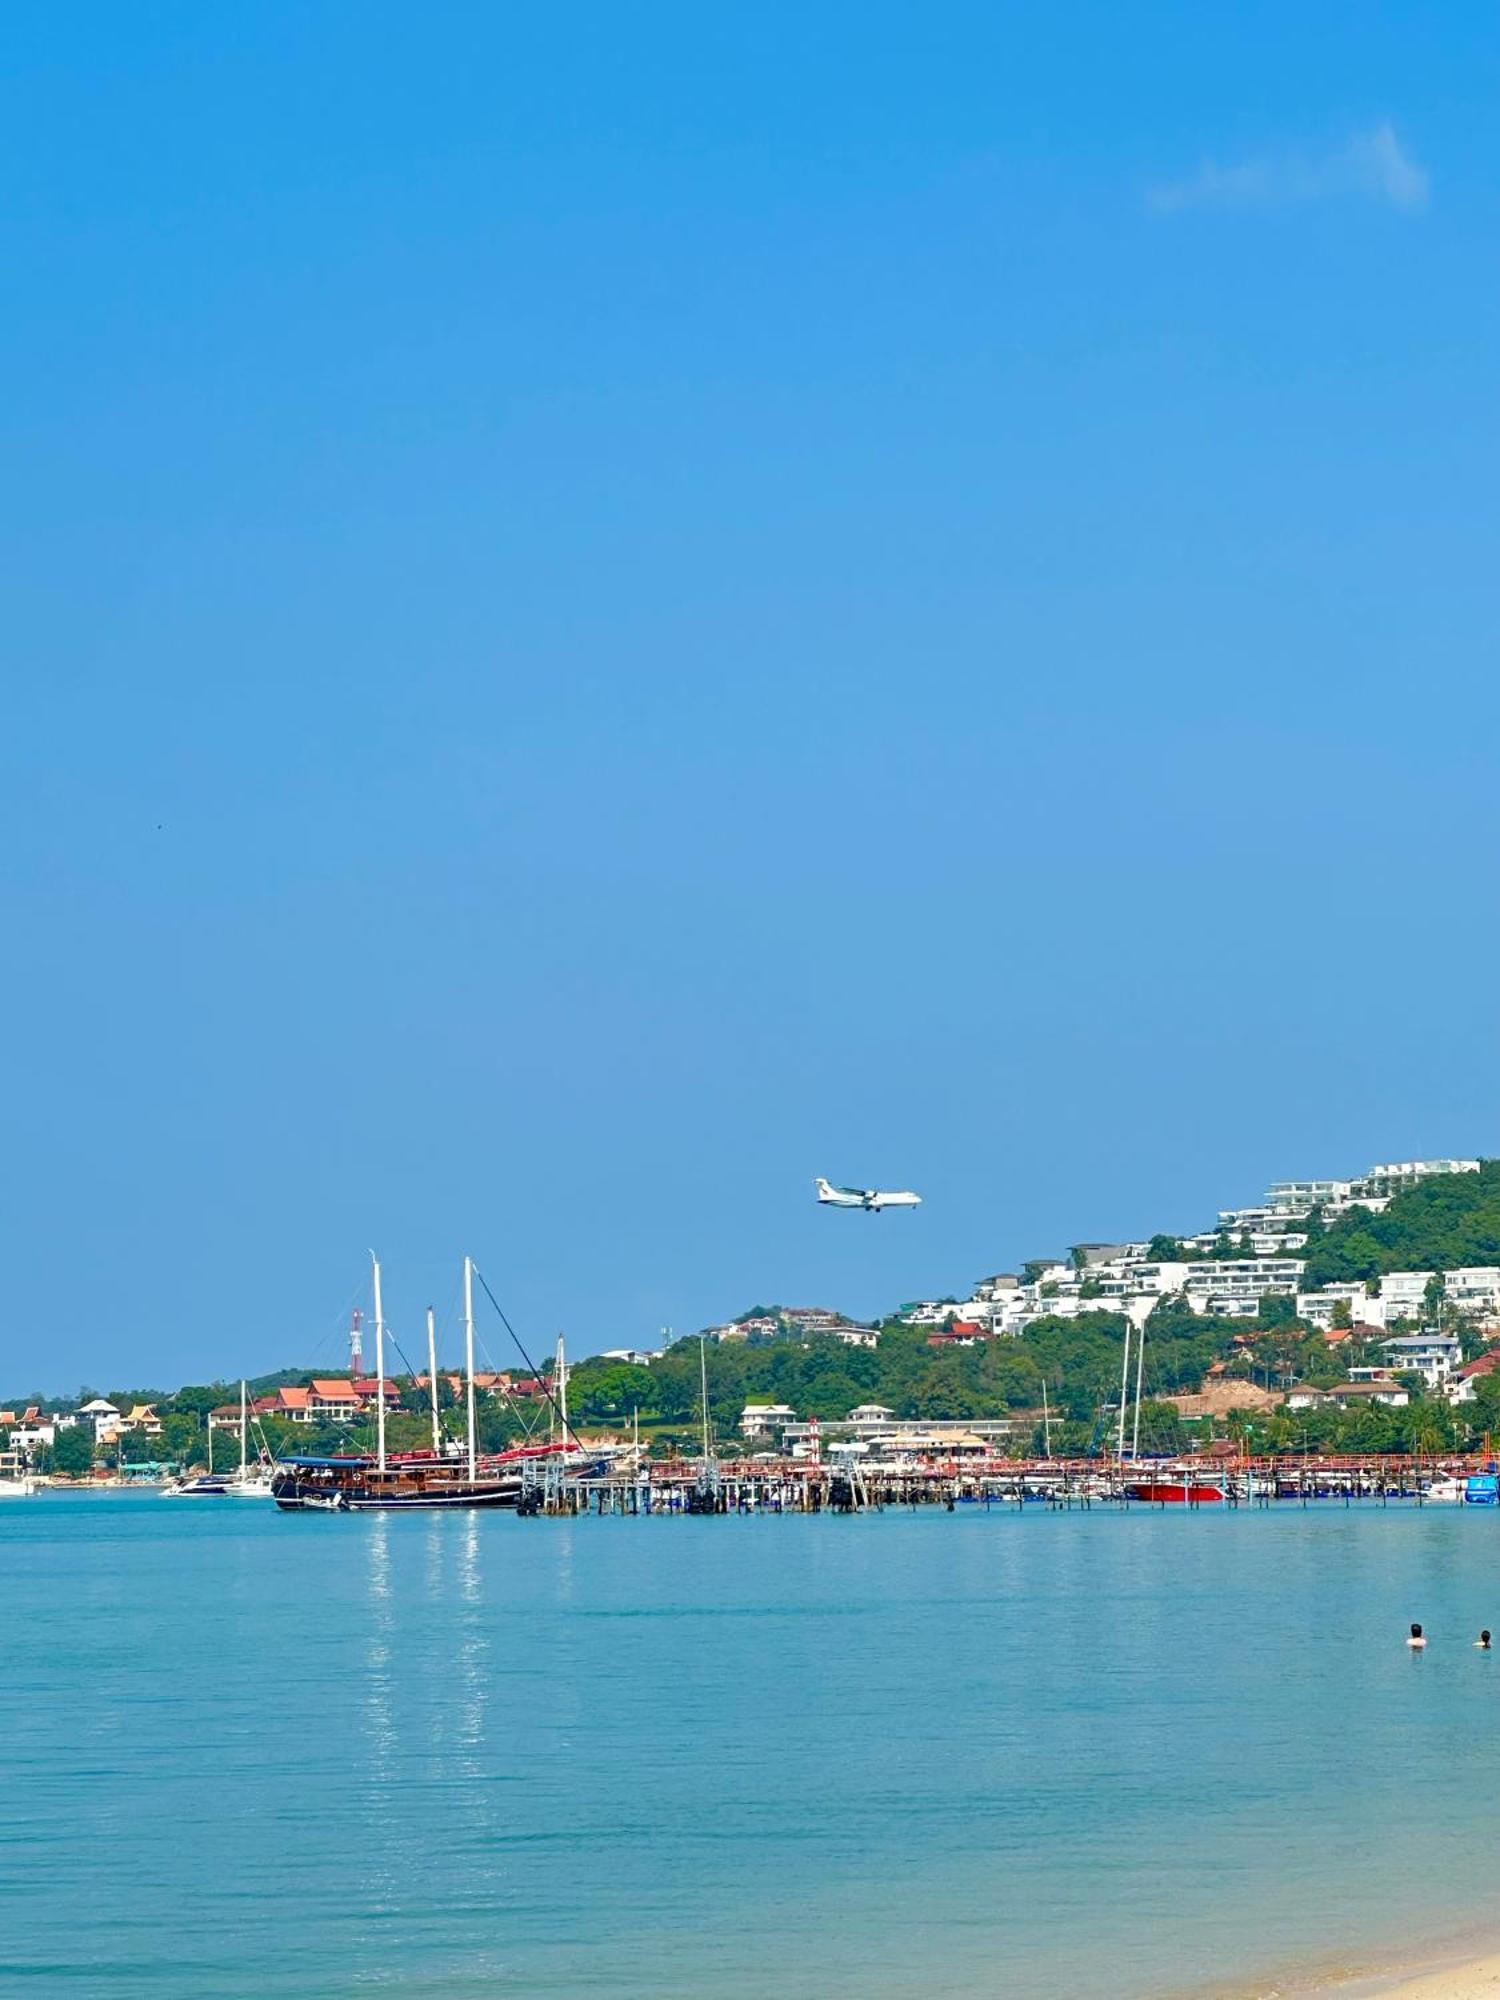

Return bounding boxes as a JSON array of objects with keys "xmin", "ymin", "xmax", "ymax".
[{"xmin": 516, "ymin": 1450, "xmax": 1499, "ymax": 1516}]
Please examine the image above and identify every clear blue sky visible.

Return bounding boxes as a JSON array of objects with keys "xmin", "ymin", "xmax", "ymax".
[{"xmin": 5, "ymin": 2, "xmax": 1499, "ymax": 1392}]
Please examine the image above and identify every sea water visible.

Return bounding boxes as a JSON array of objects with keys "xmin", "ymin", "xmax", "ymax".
[{"xmin": 5, "ymin": 1492, "xmax": 1500, "ymax": 1998}]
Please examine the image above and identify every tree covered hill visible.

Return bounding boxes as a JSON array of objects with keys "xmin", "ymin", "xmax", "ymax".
[
  {"xmin": 1301, "ymin": 1160, "xmax": 1500, "ymax": 1285},
  {"xmin": 569, "ymin": 1307, "xmax": 1254, "ymax": 1438}
]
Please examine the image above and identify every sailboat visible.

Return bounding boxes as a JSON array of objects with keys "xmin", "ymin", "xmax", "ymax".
[
  {"xmin": 271, "ymin": 1256, "xmax": 571, "ymax": 1512},
  {"xmin": 225, "ymin": 1381, "xmax": 273, "ymax": 1499},
  {"xmin": 1116, "ymin": 1308, "xmax": 1224, "ymax": 1505},
  {"xmin": 164, "ymin": 1385, "xmax": 271, "ymax": 1498}
]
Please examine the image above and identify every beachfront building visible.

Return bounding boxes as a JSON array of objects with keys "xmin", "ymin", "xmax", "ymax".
[
  {"xmin": 781, "ymin": 1415, "xmax": 1016, "ymax": 1460},
  {"xmin": 8, "ymin": 1408, "xmax": 56, "ymax": 1453},
  {"xmin": 75, "ymin": 1398, "xmax": 123, "ymax": 1443}
]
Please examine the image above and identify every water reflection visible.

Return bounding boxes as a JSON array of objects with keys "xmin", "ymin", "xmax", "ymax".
[
  {"xmin": 456, "ymin": 1515, "xmax": 491, "ymax": 1768},
  {"xmin": 359, "ymin": 1512, "xmax": 403, "ymax": 1921}
]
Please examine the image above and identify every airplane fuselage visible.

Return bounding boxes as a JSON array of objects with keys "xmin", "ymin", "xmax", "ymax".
[{"xmin": 815, "ymin": 1178, "xmax": 922, "ymax": 1212}]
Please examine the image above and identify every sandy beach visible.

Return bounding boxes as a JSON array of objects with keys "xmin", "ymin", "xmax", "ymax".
[
  {"xmin": 1277, "ymin": 1951, "xmax": 1500, "ymax": 2000},
  {"xmin": 1373, "ymin": 1961, "xmax": 1500, "ymax": 1999}
]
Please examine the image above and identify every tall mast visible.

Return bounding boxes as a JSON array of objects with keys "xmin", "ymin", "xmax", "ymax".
[
  {"xmin": 1115, "ymin": 1317, "xmax": 1133, "ymax": 1466},
  {"xmin": 1131, "ymin": 1309, "xmax": 1147, "ymax": 1462},
  {"xmin": 463, "ymin": 1255, "xmax": 477, "ymax": 1481},
  {"xmin": 1041, "ymin": 1377, "xmax": 1052, "ymax": 1461},
  {"xmin": 239, "ymin": 1378, "xmax": 248, "ymax": 1479},
  {"xmin": 699, "ymin": 1333, "xmax": 711, "ymax": 1465},
  {"xmin": 372, "ymin": 1252, "xmax": 387, "ymax": 1474},
  {"xmin": 427, "ymin": 1306, "xmax": 441, "ymax": 1456},
  {"xmin": 555, "ymin": 1334, "xmax": 569, "ymax": 1444}
]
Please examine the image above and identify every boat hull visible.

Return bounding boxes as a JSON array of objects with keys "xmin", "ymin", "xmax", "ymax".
[
  {"xmin": 1125, "ymin": 1482, "xmax": 1224, "ymax": 1505},
  {"xmin": 271, "ymin": 1468, "xmax": 523, "ymax": 1512}
]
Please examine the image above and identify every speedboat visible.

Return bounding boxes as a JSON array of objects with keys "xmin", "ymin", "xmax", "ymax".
[
  {"xmin": 1425, "ymin": 1476, "xmax": 1465, "ymax": 1503},
  {"xmin": 162, "ymin": 1472, "xmax": 235, "ymax": 1499},
  {"xmin": 1125, "ymin": 1480, "xmax": 1224, "ymax": 1505}
]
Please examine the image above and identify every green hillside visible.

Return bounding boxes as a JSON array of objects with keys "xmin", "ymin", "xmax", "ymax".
[{"xmin": 1301, "ymin": 1161, "xmax": 1500, "ymax": 1285}]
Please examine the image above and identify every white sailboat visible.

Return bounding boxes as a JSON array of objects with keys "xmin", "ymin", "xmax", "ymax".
[
  {"xmin": 165, "ymin": 1382, "xmax": 272, "ymax": 1498},
  {"xmin": 225, "ymin": 1380, "xmax": 273, "ymax": 1499}
]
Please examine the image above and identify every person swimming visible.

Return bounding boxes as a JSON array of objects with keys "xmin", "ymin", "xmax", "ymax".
[
  {"xmin": 1408, "ymin": 1623, "xmax": 1427, "ymax": 1649},
  {"xmin": 1478, "ymin": 1631, "xmax": 1492, "ymax": 1650}
]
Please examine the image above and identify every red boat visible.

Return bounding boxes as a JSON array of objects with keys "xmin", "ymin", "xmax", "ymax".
[{"xmin": 1124, "ymin": 1481, "xmax": 1224, "ymax": 1505}]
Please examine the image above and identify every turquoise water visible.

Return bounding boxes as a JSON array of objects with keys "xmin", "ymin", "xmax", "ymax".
[{"xmin": 7, "ymin": 1494, "xmax": 1500, "ymax": 1998}]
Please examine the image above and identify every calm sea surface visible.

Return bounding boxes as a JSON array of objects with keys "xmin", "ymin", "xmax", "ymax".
[{"xmin": 6, "ymin": 1493, "xmax": 1500, "ymax": 1998}]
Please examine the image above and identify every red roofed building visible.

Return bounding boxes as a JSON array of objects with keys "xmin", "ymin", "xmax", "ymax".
[
  {"xmin": 308, "ymin": 1380, "xmax": 363, "ymax": 1422},
  {"xmin": 255, "ymin": 1386, "xmax": 313, "ymax": 1423},
  {"xmin": 1450, "ymin": 1348, "xmax": 1500, "ymax": 1404},
  {"xmin": 928, "ymin": 1321, "xmax": 984, "ymax": 1348},
  {"xmin": 351, "ymin": 1377, "xmax": 402, "ymax": 1407}
]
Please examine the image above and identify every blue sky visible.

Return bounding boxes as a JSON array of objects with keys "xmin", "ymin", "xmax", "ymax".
[{"xmin": 5, "ymin": 2, "xmax": 1499, "ymax": 1391}]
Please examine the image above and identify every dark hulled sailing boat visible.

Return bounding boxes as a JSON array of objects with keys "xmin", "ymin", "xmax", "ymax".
[{"xmin": 271, "ymin": 1254, "xmax": 581, "ymax": 1512}]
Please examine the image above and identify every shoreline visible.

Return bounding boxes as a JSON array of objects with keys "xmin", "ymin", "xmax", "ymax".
[
  {"xmin": 1365, "ymin": 1959, "xmax": 1500, "ymax": 1999},
  {"xmin": 1214, "ymin": 1929, "xmax": 1500, "ymax": 2000}
]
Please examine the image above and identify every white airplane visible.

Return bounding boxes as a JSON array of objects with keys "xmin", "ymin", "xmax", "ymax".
[{"xmin": 815, "ymin": 1176, "xmax": 922, "ymax": 1213}]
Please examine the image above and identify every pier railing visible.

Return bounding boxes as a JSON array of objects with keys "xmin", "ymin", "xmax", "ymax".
[{"xmin": 514, "ymin": 1449, "xmax": 1498, "ymax": 1515}]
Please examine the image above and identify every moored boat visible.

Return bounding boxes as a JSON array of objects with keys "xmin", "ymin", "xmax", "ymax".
[
  {"xmin": 272, "ymin": 1451, "xmax": 526, "ymax": 1511},
  {"xmin": 271, "ymin": 1255, "xmax": 593, "ymax": 1513},
  {"xmin": 1125, "ymin": 1480, "xmax": 1224, "ymax": 1505},
  {"xmin": 163, "ymin": 1471, "xmax": 236, "ymax": 1498}
]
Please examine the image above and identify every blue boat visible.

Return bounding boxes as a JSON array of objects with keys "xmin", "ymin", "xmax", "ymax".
[{"xmin": 1463, "ymin": 1474, "xmax": 1499, "ymax": 1506}]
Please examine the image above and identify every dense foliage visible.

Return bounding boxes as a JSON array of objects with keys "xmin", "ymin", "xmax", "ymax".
[
  {"xmin": 1301, "ymin": 1162, "xmax": 1500, "ymax": 1286},
  {"xmin": 569, "ymin": 1304, "xmax": 1265, "ymax": 1438}
]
